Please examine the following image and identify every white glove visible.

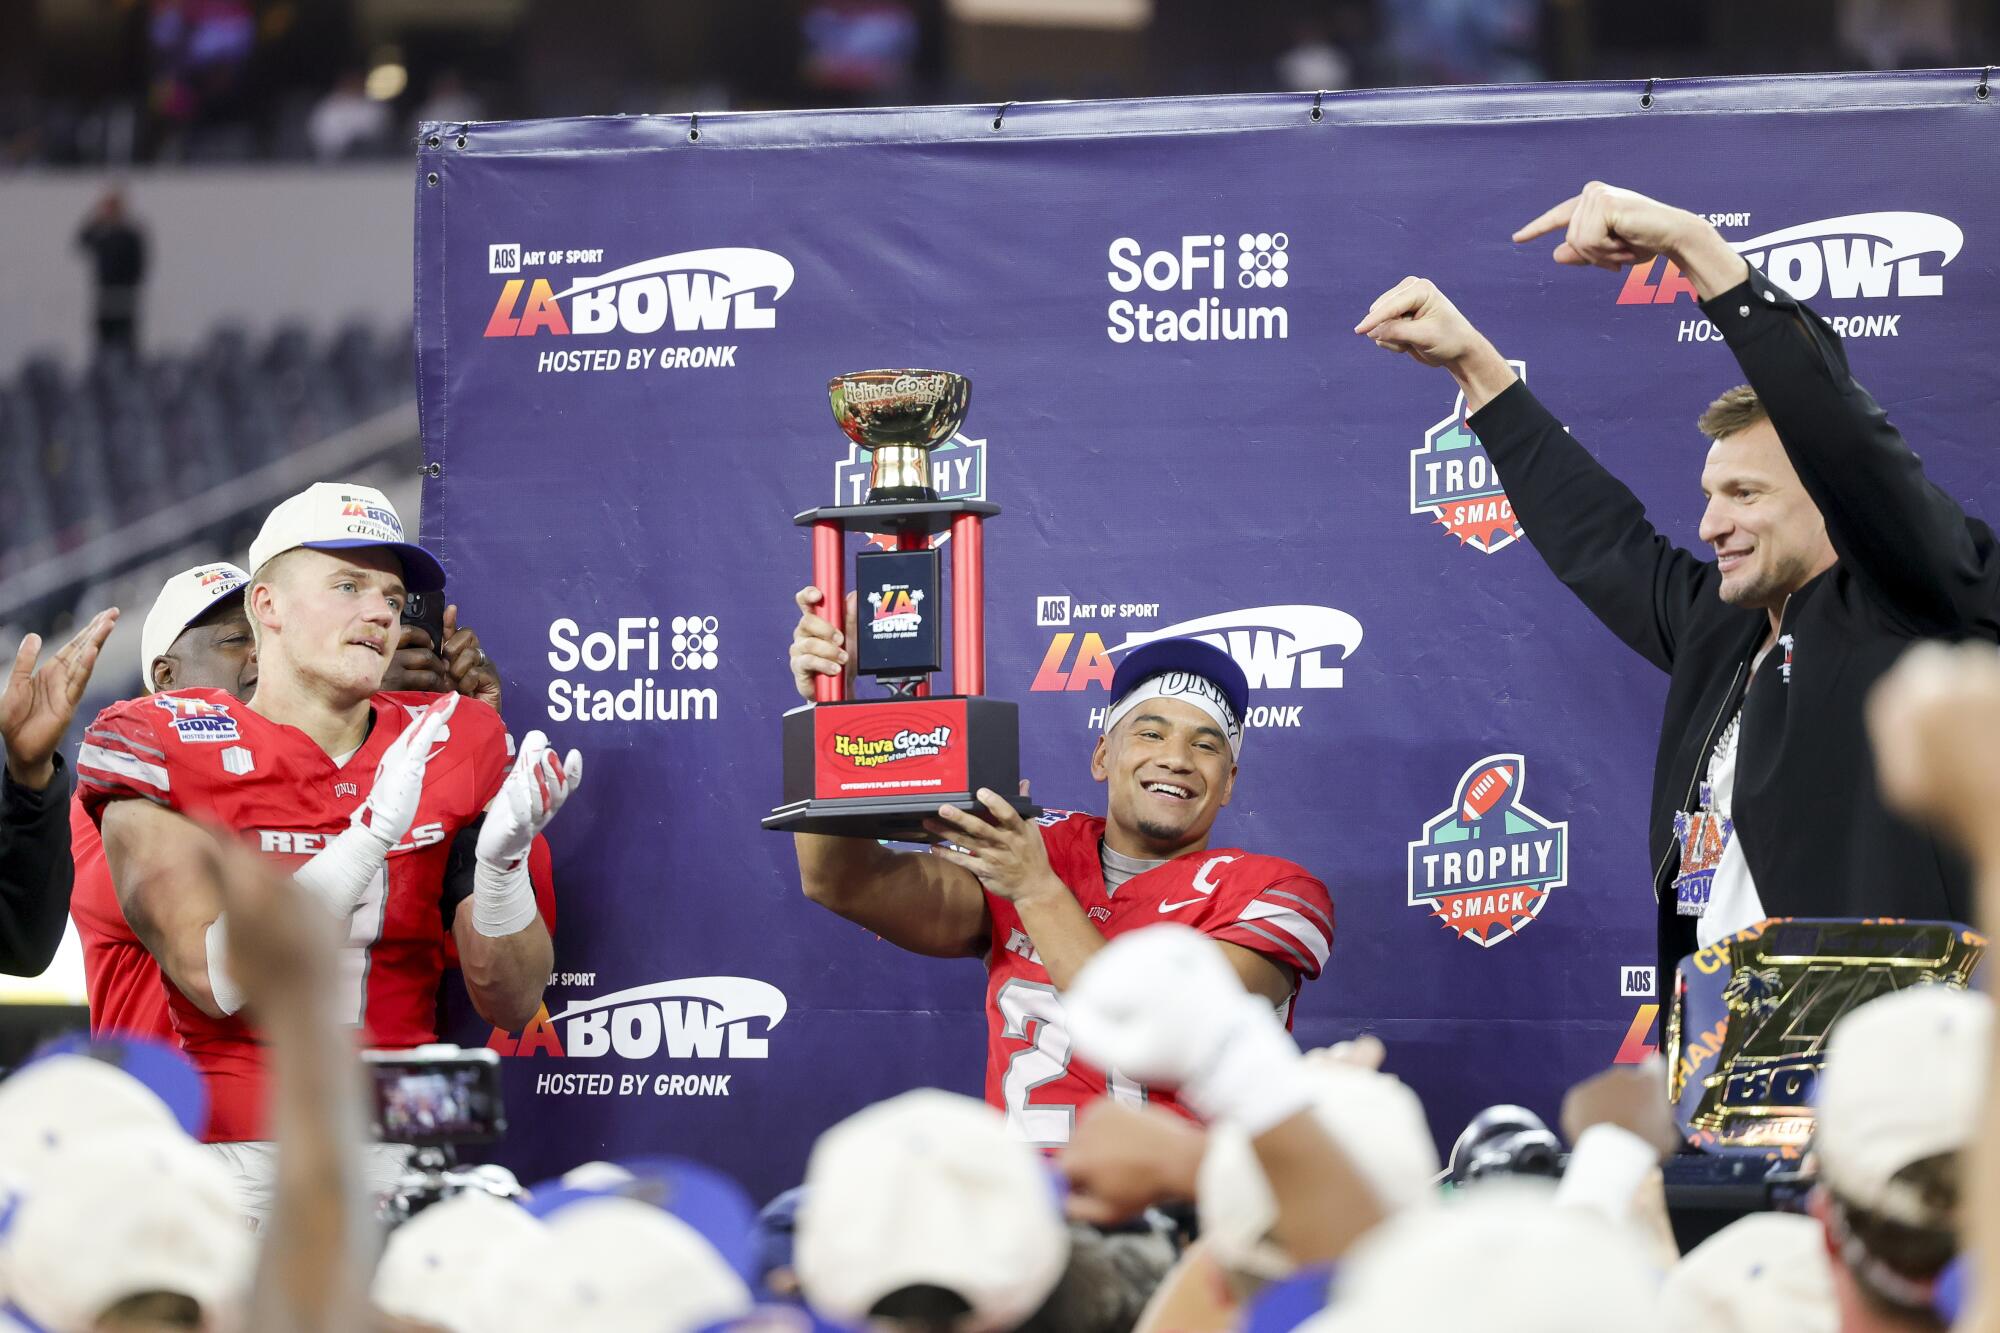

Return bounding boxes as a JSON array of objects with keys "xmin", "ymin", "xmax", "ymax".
[
  {"xmin": 292, "ymin": 694, "xmax": 459, "ymax": 920},
  {"xmin": 1066, "ymin": 924, "xmax": 1312, "ymax": 1135},
  {"xmin": 470, "ymin": 730, "xmax": 581, "ymax": 937}
]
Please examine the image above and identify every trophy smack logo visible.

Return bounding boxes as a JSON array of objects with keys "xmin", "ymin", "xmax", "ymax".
[
  {"xmin": 1616, "ymin": 211, "xmax": 1962, "ymax": 343},
  {"xmin": 1406, "ymin": 755, "xmax": 1569, "ymax": 948},
  {"xmin": 1105, "ymin": 231, "xmax": 1291, "ymax": 345},
  {"xmin": 1408, "ymin": 361, "xmax": 1526, "ymax": 554}
]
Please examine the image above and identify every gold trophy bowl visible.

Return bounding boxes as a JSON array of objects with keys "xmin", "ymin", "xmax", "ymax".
[{"xmin": 829, "ymin": 370, "xmax": 971, "ymax": 502}]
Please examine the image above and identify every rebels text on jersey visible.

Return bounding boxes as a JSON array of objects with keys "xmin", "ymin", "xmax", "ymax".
[
  {"xmin": 983, "ymin": 811, "xmax": 1334, "ymax": 1147},
  {"xmin": 76, "ymin": 688, "xmax": 510, "ymax": 1142}
]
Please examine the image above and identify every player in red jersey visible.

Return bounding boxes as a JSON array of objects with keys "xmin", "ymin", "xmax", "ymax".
[
  {"xmin": 76, "ymin": 483, "xmax": 580, "ymax": 1220},
  {"xmin": 73, "ymin": 559, "xmax": 551, "ymax": 1042},
  {"xmin": 791, "ymin": 588, "xmax": 1333, "ymax": 1147}
]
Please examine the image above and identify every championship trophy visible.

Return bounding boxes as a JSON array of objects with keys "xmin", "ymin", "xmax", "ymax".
[{"xmin": 764, "ymin": 370, "xmax": 1037, "ymax": 839}]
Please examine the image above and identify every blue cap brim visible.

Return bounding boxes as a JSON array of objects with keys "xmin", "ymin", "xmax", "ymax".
[
  {"xmin": 301, "ymin": 539, "xmax": 447, "ymax": 593},
  {"xmin": 30, "ymin": 1033, "xmax": 208, "ymax": 1138},
  {"xmin": 1108, "ymin": 637, "xmax": 1250, "ymax": 725},
  {"xmin": 526, "ymin": 1155, "xmax": 757, "ymax": 1280}
]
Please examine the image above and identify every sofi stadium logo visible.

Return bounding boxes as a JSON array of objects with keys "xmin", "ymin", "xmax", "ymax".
[
  {"xmin": 483, "ymin": 248, "xmax": 794, "ymax": 338},
  {"xmin": 490, "ymin": 977, "xmax": 786, "ymax": 1100},
  {"xmin": 1410, "ymin": 360, "xmax": 1527, "ymax": 555},
  {"xmin": 1105, "ymin": 231, "xmax": 1291, "ymax": 345},
  {"xmin": 1032, "ymin": 603, "xmax": 1362, "ymax": 729},
  {"xmin": 1407, "ymin": 754, "xmax": 1569, "ymax": 948},
  {"xmin": 1619, "ymin": 212, "xmax": 1962, "ymax": 341}
]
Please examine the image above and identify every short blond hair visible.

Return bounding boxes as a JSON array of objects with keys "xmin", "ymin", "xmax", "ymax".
[
  {"xmin": 1697, "ymin": 385, "xmax": 1768, "ymax": 442},
  {"xmin": 246, "ymin": 548, "xmax": 303, "ymax": 652}
]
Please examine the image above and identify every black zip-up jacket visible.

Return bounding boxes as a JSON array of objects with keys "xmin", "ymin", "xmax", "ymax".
[
  {"xmin": 0, "ymin": 753, "xmax": 76, "ymax": 977},
  {"xmin": 1468, "ymin": 266, "xmax": 2000, "ymax": 975}
]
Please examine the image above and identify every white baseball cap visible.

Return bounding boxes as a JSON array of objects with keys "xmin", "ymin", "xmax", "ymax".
[
  {"xmin": 247, "ymin": 481, "xmax": 445, "ymax": 591},
  {"xmin": 139, "ymin": 562, "xmax": 249, "ymax": 692},
  {"xmin": 374, "ymin": 1192, "xmax": 547, "ymax": 1333},
  {"xmin": 1813, "ymin": 983, "xmax": 1992, "ymax": 1225},
  {"xmin": 0, "ymin": 1054, "xmax": 186, "ymax": 1187},
  {"xmin": 1658, "ymin": 1212, "xmax": 1837, "ymax": 1333},
  {"xmin": 5, "ymin": 1126, "xmax": 254, "ymax": 1330},
  {"xmin": 1198, "ymin": 1060, "xmax": 1440, "ymax": 1280},
  {"xmin": 1306, "ymin": 1182, "xmax": 1665, "ymax": 1333},
  {"xmin": 795, "ymin": 1090, "xmax": 1070, "ymax": 1331},
  {"xmin": 466, "ymin": 1196, "xmax": 753, "ymax": 1333}
]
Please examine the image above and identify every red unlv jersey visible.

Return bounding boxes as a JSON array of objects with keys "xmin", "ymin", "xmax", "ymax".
[
  {"xmin": 77, "ymin": 689, "xmax": 510, "ymax": 1142},
  {"xmin": 70, "ymin": 795, "xmax": 173, "ymax": 1041},
  {"xmin": 983, "ymin": 811, "xmax": 1334, "ymax": 1147}
]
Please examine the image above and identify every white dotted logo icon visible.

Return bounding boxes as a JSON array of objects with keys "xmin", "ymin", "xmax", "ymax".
[
  {"xmin": 670, "ymin": 615, "xmax": 720, "ymax": 670},
  {"xmin": 1237, "ymin": 232, "xmax": 1289, "ymax": 290}
]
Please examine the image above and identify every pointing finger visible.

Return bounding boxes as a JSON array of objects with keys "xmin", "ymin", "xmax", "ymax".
[{"xmin": 1512, "ymin": 195, "xmax": 1579, "ymax": 243}]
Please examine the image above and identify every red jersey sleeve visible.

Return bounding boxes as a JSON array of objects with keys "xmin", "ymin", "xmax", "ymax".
[
  {"xmin": 75, "ymin": 695, "xmax": 177, "ymax": 823},
  {"xmin": 1194, "ymin": 856, "xmax": 1334, "ymax": 981},
  {"xmin": 528, "ymin": 833, "xmax": 557, "ymax": 935}
]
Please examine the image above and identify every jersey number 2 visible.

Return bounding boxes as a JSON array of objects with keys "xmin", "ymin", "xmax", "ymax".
[{"xmin": 998, "ymin": 979, "xmax": 1144, "ymax": 1146}]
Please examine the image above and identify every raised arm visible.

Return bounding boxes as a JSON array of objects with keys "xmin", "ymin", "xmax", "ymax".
[
  {"xmin": 789, "ymin": 586, "xmax": 991, "ymax": 958},
  {"xmin": 1356, "ymin": 280, "xmax": 1712, "ymax": 671},
  {"xmin": 1517, "ymin": 181, "xmax": 1998, "ymax": 636}
]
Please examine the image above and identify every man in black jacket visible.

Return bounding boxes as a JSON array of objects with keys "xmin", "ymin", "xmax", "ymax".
[
  {"xmin": 0, "ymin": 609, "xmax": 118, "ymax": 975},
  {"xmin": 1356, "ymin": 181, "xmax": 2000, "ymax": 976}
]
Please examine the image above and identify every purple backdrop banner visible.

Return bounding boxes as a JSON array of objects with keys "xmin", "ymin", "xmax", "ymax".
[{"xmin": 414, "ymin": 71, "xmax": 2000, "ymax": 1200}]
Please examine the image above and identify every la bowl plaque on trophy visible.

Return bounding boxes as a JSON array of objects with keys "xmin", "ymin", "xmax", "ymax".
[{"xmin": 764, "ymin": 370, "xmax": 1037, "ymax": 840}]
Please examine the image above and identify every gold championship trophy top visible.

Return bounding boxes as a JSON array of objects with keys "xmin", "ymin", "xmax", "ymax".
[{"xmin": 764, "ymin": 370, "xmax": 1036, "ymax": 839}]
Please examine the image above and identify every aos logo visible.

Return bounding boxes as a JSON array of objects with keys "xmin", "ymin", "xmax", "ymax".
[
  {"xmin": 1406, "ymin": 755, "xmax": 1569, "ymax": 948},
  {"xmin": 1409, "ymin": 361, "xmax": 1527, "ymax": 554},
  {"xmin": 484, "ymin": 248, "xmax": 794, "ymax": 337},
  {"xmin": 489, "ymin": 976, "xmax": 786, "ymax": 1061}
]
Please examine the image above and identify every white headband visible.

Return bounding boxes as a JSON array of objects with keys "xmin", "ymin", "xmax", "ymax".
[{"xmin": 1103, "ymin": 671, "xmax": 1243, "ymax": 757}]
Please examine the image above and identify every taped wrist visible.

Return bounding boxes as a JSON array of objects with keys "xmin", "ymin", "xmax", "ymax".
[
  {"xmin": 205, "ymin": 916, "xmax": 247, "ymax": 1016},
  {"xmin": 1554, "ymin": 1124, "xmax": 1658, "ymax": 1219},
  {"xmin": 293, "ymin": 822, "xmax": 393, "ymax": 918},
  {"xmin": 1179, "ymin": 993, "xmax": 1314, "ymax": 1136},
  {"xmin": 472, "ymin": 854, "xmax": 538, "ymax": 938}
]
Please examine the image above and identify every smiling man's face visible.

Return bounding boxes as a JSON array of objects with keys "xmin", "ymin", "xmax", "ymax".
[
  {"xmin": 1697, "ymin": 417, "xmax": 1837, "ymax": 613},
  {"xmin": 251, "ymin": 546, "xmax": 405, "ymax": 705},
  {"xmin": 1092, "ymin": 694, "xmax": 1237, "ymax": 859}
]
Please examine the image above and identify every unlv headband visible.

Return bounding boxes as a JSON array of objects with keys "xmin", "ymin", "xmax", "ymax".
[{"xmin": 1102, "ymin": 670, "xmax": 1244, "ymax": 758}]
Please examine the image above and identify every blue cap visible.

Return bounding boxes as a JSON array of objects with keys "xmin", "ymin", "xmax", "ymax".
[
  {"xmin": 750, "ymin": 1187, "xmax": 807, "ymax": 1301},
  {"xmin": 1242, "ymin": 1264, "xmax": 1336, "ymax": 1333},
  {"xmin": 29, "ymin": 1033, "xmax": 207, "ymax": 1139},
  {"xmin": 1108, "ymin": 637, "xmax": 1249, "ymax": 727},
  {"xmin": 526, "ymin": 1155, "xmax": 757, "ymax": 1282}
]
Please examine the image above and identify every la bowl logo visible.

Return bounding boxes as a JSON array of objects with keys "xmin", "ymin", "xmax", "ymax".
[
  {"xmin": 1619, "ymin": 212, "xmax": 1961, "ymax": 306},
  {"xmin": 484, "ymin": 248, "xmax": 794, "ymax": 337},
  {"xmin": 1409, "ymin": 361, "xmax": 1526, "ymax": 554},
  {"xmin": 488, "ymin": 976, "xmax": 786, "ymax": 1060},
  {"xmin": 1406, "ymin": 754, "xmax": 1569, "ymax": 948}
]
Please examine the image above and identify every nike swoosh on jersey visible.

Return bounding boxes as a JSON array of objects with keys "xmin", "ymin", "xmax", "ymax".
[{"xmin": 1157, "ymin": 897, "xmax": 1206, "ymax": 913}]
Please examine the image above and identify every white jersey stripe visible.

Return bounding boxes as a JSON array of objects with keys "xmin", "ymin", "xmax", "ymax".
[
  {"xmin": 77, "ymin": 742, "xmax": 172, "ymax": 794},
  {"xmin": 1236, "ymin": 899, "xmax": 1332, "ymax": 970}
]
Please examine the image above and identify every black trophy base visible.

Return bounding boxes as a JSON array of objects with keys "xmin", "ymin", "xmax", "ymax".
[{"xmin": 764, "ymin": 695, "xmax": 1037, "ymax": 841}]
